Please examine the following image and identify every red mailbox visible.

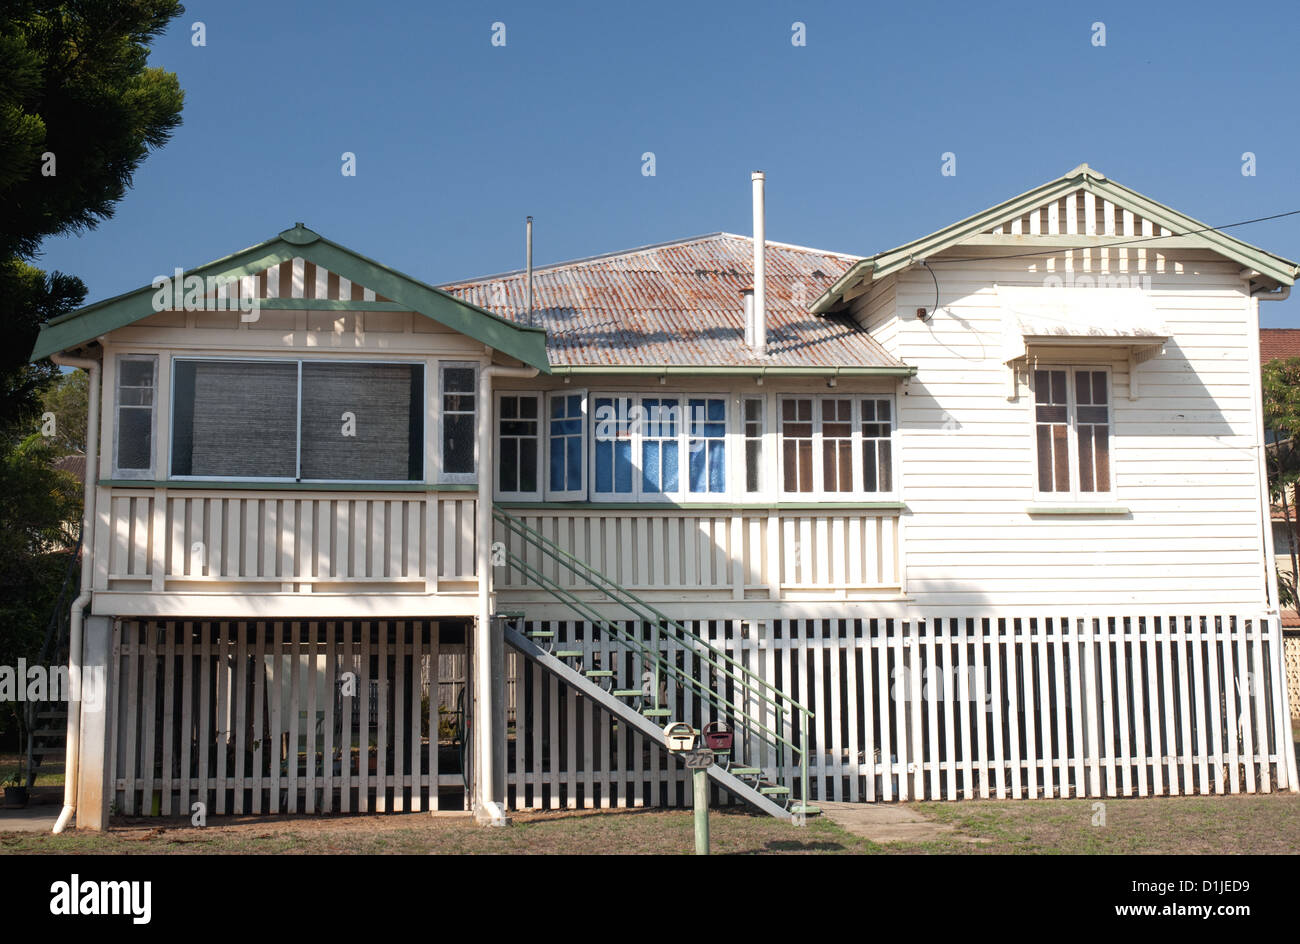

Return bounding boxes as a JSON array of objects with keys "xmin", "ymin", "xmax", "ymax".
[{"xmin": 703, "ymin": 720, "xmax": 733, "ymax": 752}]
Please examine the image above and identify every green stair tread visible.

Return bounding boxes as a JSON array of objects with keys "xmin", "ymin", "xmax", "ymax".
[
  {"xmin": 612, "ymin": 690, "xmax": 642, "ymax": 697},
  {"xmin": 759, "ymin": 786, "xmax": 791, "ymax": 795},
  {"xmin": 584, "ymin": 670, "xmax": 615, "ymax": 677},
  {"xmin": 496, "ymin": 611, "xmax": 526, "ymax": 619},
  {"xmin": 527, "ymin": 631, "xmax": 555, "ymax": 638},
  {"xmin": 730, "ymin": 767, "xmax": 761, "ymax": 775},
  {"xmin": 642, "ymin": 709, "xmax": 672, "ymax": 717},
  {"xmin": 790, "ymin": 805, "xmax": 822, "ymax": 815},
  {"xmin": 554, "ymin": 650, "xmax": 584, "ymax": 658}
]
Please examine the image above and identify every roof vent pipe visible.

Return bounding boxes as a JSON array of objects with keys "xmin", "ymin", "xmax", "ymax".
[
  {"xmin": 525, "ymin": 216, "xmax": 534, "ymax": 327},
  {"xmin": 751, "ymin": 172, "xmax": 766, "ymax": 356}
]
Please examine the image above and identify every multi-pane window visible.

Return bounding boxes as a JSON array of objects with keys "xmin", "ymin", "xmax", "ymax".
[
  {"xmin": 780, "ymin": 395, "xmax": 896, "ymax": 498},
  {"xmin": 781, "ymin": 398, "xmax": 815, "ymax": 493},
  {"xmin": 115, "ymin": 355, "xmax": 157, "ymax": 478},
  {"xmin": 593, "ymin": 396, "xmax": 634, "ymax": 495},
  {"xmin": 743, "ymin": 398, "xmax": 764, "ymax": 493},
  {"xmin": 640, "ymin": 397, "xmax": 680, "ymax": 495},
  {"xmin": 440, "ymin": 364, "xmax": 477, "ymax": 480},
  {"xmin": 498, "ymin": 394, "xmax": 539, "ymax": 496},
  {"xmin": 171, "ymin": 358, "xmax": 423, "ymax": 481},
  {"xmin": 687, "ymin": 398, "xmax": 726, "ymax": 494},
  {"xmin": 547, "ymin": 392, "xmax": 585, "ymax": 498},
  {"xmin": 861, "ymin": 398, "xmax": 892, "ymax": 493},
  {"xmin": 821, "ymin": 399, "xmax": 854, "ymax": 493},
  {"xmin": 1034, "ymin": 367, "xmax": 1111, "ymax": 496}
]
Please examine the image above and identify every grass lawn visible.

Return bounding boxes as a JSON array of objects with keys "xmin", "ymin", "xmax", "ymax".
[{"xmin": 1, "ymin": 793, "xmax": 1297, "ymax": 854}]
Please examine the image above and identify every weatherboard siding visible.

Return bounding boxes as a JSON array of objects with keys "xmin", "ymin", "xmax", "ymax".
[{"xmin": 880, "ymin": 249, "xmax": 1270, "ymax": 611}]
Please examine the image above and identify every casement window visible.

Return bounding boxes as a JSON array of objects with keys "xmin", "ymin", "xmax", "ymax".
[
  {"xmin": 546, "ymin": 391, "xmax": 586, "ymax": 500},
  {"xmin": 169, "ymin": 358, "xmax": 424, "ymax": 482},
  {"xmin": 497, "ymin": 392, "xmax": 540, "ymax": 499},
  {"xmin": 780, "ymin": 395, "xmax": 896, "ymax": 498},
  {"xmin": 1033, "ymin": 367, "xmax": 1111, "ymax": 497},
  {"xmin": 114, "ymin": 355, "xmax": 157, "ymax": 479},
  {"xmin": 439, "ymin": 363, "xmax": 477, "ymax": 483},
  {"xmin": 687, "ymin": 398, "xmax": 727, "ymax": 494},
  {"xmin": 742, "ymin": 397, "xmax": 764, "ymax": 493},
  {"xmin": 640, "ymin": 397, "xmax": 680, "ymax": 495},
  {"xmin": 589, "ymin": 392, "xmax": 728, "ymax": 501}
]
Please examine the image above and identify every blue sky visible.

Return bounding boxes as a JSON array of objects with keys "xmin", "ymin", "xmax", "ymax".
[{"xmin": 36, "ymin": 0, "xmax": 1300, "ymax": 325}]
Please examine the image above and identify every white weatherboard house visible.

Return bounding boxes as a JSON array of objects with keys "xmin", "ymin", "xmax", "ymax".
[{"xmin": 33, "ymin": 165, "xmax": 1299, "ymax": 831}]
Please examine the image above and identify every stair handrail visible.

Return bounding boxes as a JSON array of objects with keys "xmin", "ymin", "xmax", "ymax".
[
  {"xmin": 502, "ymin": 547, "xmax": 803, "ymax": 756},
  {"xmin": 494, "ymin": 507, "xmax": 811, "ymax": 717}
]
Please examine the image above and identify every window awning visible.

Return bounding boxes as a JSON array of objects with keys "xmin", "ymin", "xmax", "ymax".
[
  {"xmin": 996, "ymin": 284, "xmax": 1170, "ymax": 399},
  {"xmin": 998, "ymin": 284, "xmax": 1169, "ymax": 364}
]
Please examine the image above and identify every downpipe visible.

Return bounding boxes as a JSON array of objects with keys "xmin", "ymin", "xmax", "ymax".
[
  {"xmin": 474, "ymin": 364, "xmax": 539, "ymax": 825},
  {"xmin": 48, "ymin": 353, "xmax": 101, "ymax": 833}
]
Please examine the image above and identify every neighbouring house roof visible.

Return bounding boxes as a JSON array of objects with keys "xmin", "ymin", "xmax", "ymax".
[
  {"xmin": 813, "ymin": 164, "xmax": 1300, "ymax": 315},
  {"xmin": 1261, "ymin": 328, "xmax": 1300, "ymax": 364},
  {"xmin": 29, "ymin": 224, "xmax": 551, "ymax": 371},
  {"xmin": 54, "ymin": 454, "xmax": 86, "ymax": 485},
  {"xmin": 439, "ymin": 233, "xmax": 910, "ymax": 373}
]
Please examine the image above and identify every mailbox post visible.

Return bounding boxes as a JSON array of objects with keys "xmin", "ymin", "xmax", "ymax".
[{"xmin": 664, "ymin": 722, "xmax": 713, "ymax": 855}]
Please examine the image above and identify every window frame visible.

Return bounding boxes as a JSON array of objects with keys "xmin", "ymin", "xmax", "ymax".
[
  {"xmin": 167, "ymin": 355, "xmax": 427, "ymax": 484},
  {"xmin": 494, "ymin": 390, "xmax": 543, "ymax": 501},
  {"xmin": 777, "ymin": 393, "xmax": 898, "ymax": 501},
  {"xmin": 544, "ymin": 389, "xmax": 587, "ymax": 501},
  {"xmin": 1030, "ymin": 364, "xmax": 1114, "ymax": 501},
  {"xmin": 741, "ymin": 395, "xmax": 766, "ymax": 495},
  {"xmin": 113, "ymin": 353, "xmax": 158, "ymax": 480},
  {"xmin": 437, "ymin": 361, "xmax": 479, "ymax": 485}
]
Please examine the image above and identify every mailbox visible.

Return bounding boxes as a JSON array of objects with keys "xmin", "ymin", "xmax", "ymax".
[
  {"xmin": 663, "ymin": 722, "xmax": 697, "ymax": 752},
  {"xmin": 703, "ymin": 720, "xmax": 733, "ymax": 752}
]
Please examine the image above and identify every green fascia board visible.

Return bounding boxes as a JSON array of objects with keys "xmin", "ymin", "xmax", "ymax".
[
  {"xmin": 31, "ymin": 225, "xmax": 552, "ymax": 372},
  {"xmin": 811, "ymin": 165, "xmax": 1300, "ymax": 313},
  {"xmin": 547, "ymin": 364, "xmax": 915, "ymax": 377},
  {"xmin": 497, "ymin": 500, "xmax": 906, "ymax": 512}
]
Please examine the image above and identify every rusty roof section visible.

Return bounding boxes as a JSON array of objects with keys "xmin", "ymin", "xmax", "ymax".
[{"xmin": 440, "ymin": 233, "xmax": 906, "ymax": 369}]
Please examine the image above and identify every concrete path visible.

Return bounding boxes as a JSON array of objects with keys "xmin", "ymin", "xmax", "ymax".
[
  {"xmin": 818, "ymin": 801, "xmax": 970, "ymax": 844},
  {"xmin": 0, "ymin": 807, "xmax": 59, "ymax": 833}
]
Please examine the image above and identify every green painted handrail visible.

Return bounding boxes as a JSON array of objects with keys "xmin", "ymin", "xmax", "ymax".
[{"xmin": 494, "ymin": 505, "xmax": 811, "ymax": 798}]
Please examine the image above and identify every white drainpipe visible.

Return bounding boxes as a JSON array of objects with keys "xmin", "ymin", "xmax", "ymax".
[
  {"xmin": 474, "ymin": 363, "xmax": 539, "ymax": 825},
  {"xmin": 751, "ymin": 171, "xmax": 766, "ymax": 356},
  {"xmin": 49, "ymin": 352, "xmax": 101, "ymax": 834}
]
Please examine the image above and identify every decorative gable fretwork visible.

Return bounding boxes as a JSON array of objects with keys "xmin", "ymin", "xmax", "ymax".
[
  {"xmin": 246, "ymin": 257, "xmax": 392, "ymax": 302},
  {"xmin": 986, "ymin": 188, "xmax": 1174, "ymax": 239}
]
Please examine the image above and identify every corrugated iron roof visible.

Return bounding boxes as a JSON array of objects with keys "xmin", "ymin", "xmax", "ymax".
[{"xmin": 440, "ymin": 233, "xmax": 905, "ymax": 369}]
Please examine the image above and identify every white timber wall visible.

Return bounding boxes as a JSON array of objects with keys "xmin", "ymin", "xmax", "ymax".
[{"xmin": 853, "ymin": 246, "xmax": 1272, "ymax": 612}]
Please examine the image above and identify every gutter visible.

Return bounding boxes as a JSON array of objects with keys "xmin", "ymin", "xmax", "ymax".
[
  {"xmin": 547, "ymin": 365, "xmax": 915, "ymax": 378},
  {"xmin": 474, "ymin": 363, "xmax": 540, "ymax": 826},
  {"xmin": 49, "ymin": 353, "xmax": 101, "ymax": 834}
]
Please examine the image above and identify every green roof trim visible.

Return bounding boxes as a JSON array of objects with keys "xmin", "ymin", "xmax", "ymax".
[
  {"xmin": 31, "ymin": 224, "xmax": 551, "ymax": 371},
  {"xmin": 547, "ymin": 364, "xmax": 915, "ymax": 377},
  {"xmin": 812, "ymin": 164, "xmax": 1300, "ymax": 314}
]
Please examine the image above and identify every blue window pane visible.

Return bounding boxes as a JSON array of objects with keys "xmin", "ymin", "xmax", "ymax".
[
  {"xmin": 708, "ymin": 440, "xmax": 725, "ymax": 492},
  {"xmin": 566, "ymin": 435, "xmax": 582, "ymax": 489},
  {"xmin": 550, "ymin": 440, "xmax": 564, "ymax": 491},
  {"xmin": 689, "ymin": 444, "xmax": 705, "ymax": 493},
  {"xmin": 595, "ymin": 438, "xmax": 612, "ymax": 492},
  {"xmin": 614, "ymin": 439, "xmax": 632, "ymax": 493},
  {"xmin": 642, "ymin": 441, "xmax": 661, "ymax": 492},
  {"xmin": 663, "ymin": 441, "xmax": 678, "ymax": 491}
]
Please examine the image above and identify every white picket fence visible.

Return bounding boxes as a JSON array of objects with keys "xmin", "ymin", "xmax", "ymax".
[{"xmin": 109, "ymin": 613, "xmax": 1297, "ymax": 817}]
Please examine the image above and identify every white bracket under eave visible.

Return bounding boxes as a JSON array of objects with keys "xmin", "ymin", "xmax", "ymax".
[
  {"xmin": 1005, "ymin": 361, "xmax": 1020, "ymax": 401},
  {"xmin": 1128, "ymin": 350, "xmax": 1139, "ymax": 400}
]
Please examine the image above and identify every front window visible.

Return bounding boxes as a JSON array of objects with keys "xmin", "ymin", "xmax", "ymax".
[
  {"xmin": 114, "ymin": 355, "xmax": 157, "ymax": 479},
  {"xmin": 440, "ymin": 363, "xmax": 477, "ymax": 481},
  {"xmin": 170, "ymin": 358, "xmax": 424, "ymax": 482},
  {"xmin": 1033, "ymin": 367, "xmax": 1111, "ymax": 496},
  {"xmin": 780, "ymin": 395, "xmax": 896, "ymax": 498}
]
